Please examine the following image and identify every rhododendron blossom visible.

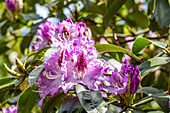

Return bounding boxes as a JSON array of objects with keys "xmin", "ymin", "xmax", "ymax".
[
  {"xmin": 32, "ymin": 18, "xmax": 91, "ymax": 51},
  {"xmin": 35, "ymin": 26, "xmax": 109, "ymax": 107},
  {"xmin": 2, "ymin": 105, "xmax": 17, "ymax": 113},
  {"xmin": 99, "ymin": 59, "xmax": 140, "ymax": 95}
]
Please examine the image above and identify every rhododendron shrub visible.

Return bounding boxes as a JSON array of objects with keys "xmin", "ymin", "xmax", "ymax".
[{"xmin": 1, "ymin": 0, "xmax": 169, "ymax": 113}]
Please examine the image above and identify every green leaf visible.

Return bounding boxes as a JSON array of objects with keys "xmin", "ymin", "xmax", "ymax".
[
  {"xmin": 58, "ymin": 97, "xmax": 82, "ymax": 113},
  {"xmin": 132, "ymin": 37, "xmax": 168, "ymax": 55},
  {"xmin": 22, "ymin": 13, "xmax": 41, "ymax": 20},
  {"xmin": 148, "ymin": 57, "xmax": 170, "ymax": 67},
  {"xmin": 138, "ymin": 57, "xmax": 170, "ymax": 75},
  {"xmin": 76, "ymin": 84, "xmax": 112, "ymax": 113},
  {"xmin": 0, "ymin": 77, "xmax": 17, "ymax": 86},
  {"xmin": 0, "ymin": 83, "xmax": 15, "ymax": 94},
  {"xmin": 42, "ymin": 93, "xmax": 66, "ymax": 113},
  {"xmin": 44, "ymin": 1, "xmax": 59, "ymax": 8},
  {"xmin": 28, "ymin": 64, "xmax": 44, "ymax": 87},
  {"xmin": 95, "ymin": 44, "xmax": 140, "ymax": 60},
  {"xmin": 17, "ymin": 86, "xmax": 39, "ymax": 113},
  {"xmin": 103, "ymin": 0, "xmax": 127, "ymax": 26},
  {"xmin": 0, "ymin": 20, "xmax": 7, "ymax": 30},
  {"xmin": 137, "ymin": 87, "xmax": 169, "ymax": 113},
  {"xmin": 0, "ymin": 41, "xmax": 9, "ymax": 55},
  {"xmin": 131, "ymin": 8, "xmax": 149, "ymax": 28},
  {"xmin": 137, "ymin": 87, "xmax": 162, "ymax": 94},
  {"xmin": 150, "ymin": 0, "xmax": 170, "ymax": 28},
  {"xmin": 31, "ymin": 46, "xmax": 51, "ymax": 61},
  {"xmin": 132, "ymin": 38, "xmax": 152, "ymax": 55},
  {"xmin": 20, "ymin": 35, "xmax": 33, "ymax": 54},
  {"xmin": 43, "ymin": 47, "xmax": 58, "ymax": 62}
]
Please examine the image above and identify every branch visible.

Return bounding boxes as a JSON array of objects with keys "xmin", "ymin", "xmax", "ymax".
[{"xmin": 118, "ymin": 33, "xmax": 169, "ymax": 44}]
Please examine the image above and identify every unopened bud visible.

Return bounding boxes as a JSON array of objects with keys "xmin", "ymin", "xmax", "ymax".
[
  {"xmin": 4, "ymin": 63, "xmax": 24, "ymax": 77},
  {"xmin": 5, "ymin": 0, "xmax": 23, "ymax": 13},
  {"xmin": 16, "ymin": 57, "xmax": 25, "ymax": 73}
]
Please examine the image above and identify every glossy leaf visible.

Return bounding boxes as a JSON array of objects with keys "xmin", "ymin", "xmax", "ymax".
[
  {"xmin": 58, "ymin": 97, "xmax": 82, "ymax": 113},
  {"xmin": 137, "ymin": 87, "xmax": 169, "ymax": 113},
  {"xmin": 138, "ymin": 57, "xmax": 170, "ymax": 76},
  {"xmin": 28, "ymin": 64, "xmax": 44, "ymax": 87},
  {"xmin": 20, "ymin": 35, "xmax": 33, "ymax": 54},
  {"xmin": 150, "ymin": 0, "xmax": 170, "ymax": 28},
  {"xmin": 42, "ymin": 93, "xmax": 66, "ymax": 113},
  {"xmin": 17, "ymin": 86, "xmax": 39, "ymax": 113},
  {"xmin": 137, "ymin": 87, "xmax": 162, "ymax": 94},
  {"xmin": 43, "ymin": 47, "xmax": 58, "ymax": 62},
  {"xmin": 22, "ymin": 13, "xmax": 41, "ymax": 20},
  {"xmin": 0, "ymin": 77, "xmax": 17, "ymax": 86},
  {"xmin": 0, "ymin": 20, "xmax": 7, "ymax": 30},
  {"xmin": 103, "ymin": 0, "xmax": 127, "ymax": 26},
  {"xmin": 132, "ymin": 37, "xmax": 152, "ymax": 55},
  {"xmin": 95, "ymin": 44, "xmax": 140, "ymax": 60},
  {"xmin": 76, "ymin": 84, "xmax": 112, "ymax": 113},
  {"xmin": 44, "ymin": 1, "xmax": 59, "ymax": 8},
  {"xmin": 132, "ymin": 37, "xmax": 167, "ymax": 55},
  {"xmin": 0, "ymin": 83, "xmax": 15, "ymax": 94}
]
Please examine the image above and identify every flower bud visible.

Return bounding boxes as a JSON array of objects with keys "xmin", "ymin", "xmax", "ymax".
[{"xmin": 5, "ymin": 0, "xmax": 23, "ymax": 13}]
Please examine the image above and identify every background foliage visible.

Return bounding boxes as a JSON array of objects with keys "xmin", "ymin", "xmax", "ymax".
[{"xmin": 0, "ymin": 0, "xmax": 169, "ymax": 113}]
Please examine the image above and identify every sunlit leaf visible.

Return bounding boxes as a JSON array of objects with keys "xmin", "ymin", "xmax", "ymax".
[
  {"xmin": 95, "ymin": 44, "xmax": 140, "ymax": 60},
  {"xmin": 0, "ymin": 83, "xmax": 15, "ymax": 94},
  {"xmin": 138, "ymin": 57, "xmax": 170, "ymax": 75},
  {"xmin": 22, "ymin": 13, "xmax": 41, "ymax": 20},
  {"xmin": 103, "ymin": 0, "xmax": 127, "ymax": 26},
  {"xmin": 132, "ymin": 37, "xmax": 168, "ymax": 55},
  {"xmin": 0, "ymin": 77, "xmax": 17, "ymax": 86},
  {"xmin": 28, "ymin": 64, "xmax": 44, "ymax": 87}
]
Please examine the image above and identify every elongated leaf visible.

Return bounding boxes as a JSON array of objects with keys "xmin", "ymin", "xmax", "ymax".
[
  {"xmin": 42, "ymin": 93, "xmax": 66, "ymax": 113},
  {"xmin": 138, "ymin": 57, "xmax": 170, "ymax": 76},
  {"xmin": 95, "ymin": 44, "xmax": 139, "ymax": 60},
  {"xmin": 22, "ymin": 13, "xmax": 41, "ymax": 20},
  {"xmin": 20, "ymin": 35, "xmax": 33, "ymax": 54},
  {"xmin": 44, "ymin": 1, "xmax": 59, "ymax": 8},
  {"xmin": 27, "ymin": 46, "xmax": 50, "ymax": 60},
  {"xmin": 137, "ymin": 87, "xmax": 169, "ymax": 113},
  {"xmin": 0, "ymin": 83, "xmax": 15, "ymax": 94},
  {"xmin": 28, "ymin": 64, "xmax": 44, "ymax": 87},
  {"xmin": 150, "ymin": 0, "xmax": 170, "ymax": 28},
  {"xmin": 137, "ymin": 87, "xmax": 162, "ymax": 94},
  {"xmin": 0, "ymin": 20, "xmax": 7, "ymax": 30},
  {"xmin": 132, "ymin": 37, "xmax": 168, "ymax": 55},
  {"xmin": 17, "ymin": 86, "xmax": 39, "ymax": 113},
  {"xmin": 76, "ymin": 84, "xmax": 112, "ymax": 113},
  {"xmin": 58, "ymin": 97, "xmax": 82, "ymax": 113},
  {"xmin": 103, "ymin": 0, "xmax": 127, "ymax": 26},
  {"xmin": 0, "ymin": 41, "xmax": 9, "ymax": 55},
  {"xmin": 43, "ymin": 47, "xmax": 58, "ymax": 62},
  {"xmin": 132, "ymin": 38, "xmax": 152, "ymax": 55},
  {"xmin": 0, "ymin": 77, "xmax": 17, "ymax": 86}
]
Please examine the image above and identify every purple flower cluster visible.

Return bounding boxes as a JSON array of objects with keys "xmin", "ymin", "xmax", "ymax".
[
  {"xmin": 34, "ymin": 19, "xmax": 140, "ymax": 107},
  {"xmin": 99, "ymin": 59, "xmax": 140, "ymax": 95},
  {"xmin": 34, "ymin": 19, "xmax": 109, "ymax": 107},
  {"xmin": 5, "ymin": 0, "xmax": 23, "ymax": 12},
  {"xmin": 32, "ymin": 18, "xmax": 91, "ymax": 51},
  {"xmin": 2, "ymin": 105, "xmax": 17, "ymax": 113}
]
